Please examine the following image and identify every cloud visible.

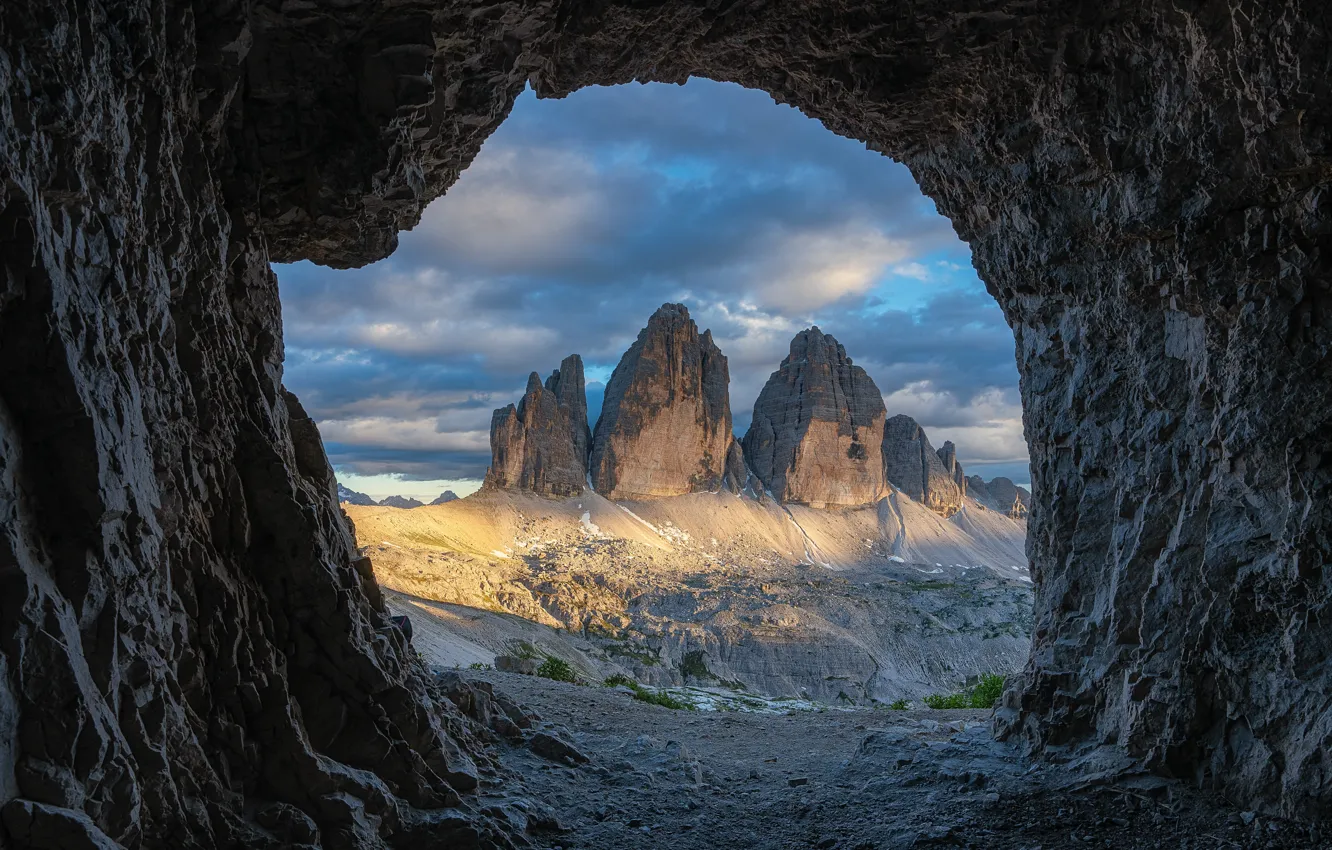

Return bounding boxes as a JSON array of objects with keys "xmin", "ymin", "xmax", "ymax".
[{"xmin": 276, "ymin": 79, "xmax": 1027, "ymax": 486}]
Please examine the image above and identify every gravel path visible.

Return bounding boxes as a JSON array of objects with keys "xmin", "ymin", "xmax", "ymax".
[{"xmin": 450, "ymin": 670, "xmax": 1327, "ymax": 850}]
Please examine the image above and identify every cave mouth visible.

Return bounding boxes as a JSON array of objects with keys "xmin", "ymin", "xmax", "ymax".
[
  {"xmin": 279, "ymin": 75, "xmax": 1038, "ymax": 718},
  {"xmin": 276, "ymin": 78, "xmax": 1033, "ymax": 510},
  {"xmin": 2, "ymin": 3, "xmax": 1329, "ymax": 848}
]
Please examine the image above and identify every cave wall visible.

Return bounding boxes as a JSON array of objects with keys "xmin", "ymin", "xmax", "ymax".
[{"xmin": 0, "ymin": 0, "xmax": 1328, "ymax": 846}]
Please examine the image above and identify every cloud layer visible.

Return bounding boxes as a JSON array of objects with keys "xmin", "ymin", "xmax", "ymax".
[{"xmin": 277, "ymin": 80, "xmax": 1030, "ymax": 499}]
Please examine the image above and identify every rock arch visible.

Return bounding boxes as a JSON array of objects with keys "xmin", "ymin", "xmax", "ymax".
[{"xmin": 0, "ymin": 1, "xmax": 1327, "ymax": 846}]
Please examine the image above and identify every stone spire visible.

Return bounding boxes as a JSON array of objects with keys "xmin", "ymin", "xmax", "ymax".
[
  {"xmin": 590, "ymin": 304, "xmax": 744, "ymax": 499},
  {"xmin": 741, "ymin": 327, "xmax": 888, "ymax": 507},
  {"xmin": 483, "ymin": 354, "xmax": 590, "ymax": 496},
  {"xmin": 881, "ymin": 414, "xmax": 965, "ymax": 516}
]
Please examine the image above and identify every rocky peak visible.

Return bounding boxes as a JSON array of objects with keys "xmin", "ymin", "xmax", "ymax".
[
  {"xmin": 742, "ymin": 327, "xmax": 888, "ymax": 507},
  {"xmin": 967, "ymin": 475, "xmax": 1030, "ymax": 519},
  {"xmin": 337, "ymin": 482, "xmax": 377, "ymax": 506},
  {"xmin": 484, "ymin": 354, "xmax": 591, "ymax": 497},
  {"xmin": 882, "ymin": 415, "xmax": 965, "ymax": 516},
  {"xmin": 936, "ymin": 440, "xmax": 968, "ymax": 498},
  {"xmin": 430, "ymin": 490, "xmax": 460, "ymax": 505},
  {"xmin": 379, "ymin": 495, "xmax": 424, "ymax": 509},
  {"xmin": 591, "ymin": 304, "xmax": 744, "ymax": 499}
]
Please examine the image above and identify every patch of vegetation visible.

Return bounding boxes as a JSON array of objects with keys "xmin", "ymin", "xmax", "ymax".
[
  {"xmin": 468, "ymin": 662, "xmax": 492, "ymax": 670},
  {"xmin": 507, "ymin": 641, "xmax": 541, "ymax": 660},
  {"xmin": 536, "ymin": 656, "xmax": 576, "ymax": 683},
  {"xmin": 600, "ymin": 674, "xmax": 695, "ymax": 710},
  {"xmin": 604, "ymin": 642, "xmax": 662, "ymax": 666},
  {"xmin": 888, "ymin": 698, "xmax": 911, "ymax": 710},
  {"xmin": 923, "ymin": 673, "xmax": 1007, "ymax": 710},
  {"xmin": 679, "ymin": 650, "xmax": 711, "ymax": 680}
]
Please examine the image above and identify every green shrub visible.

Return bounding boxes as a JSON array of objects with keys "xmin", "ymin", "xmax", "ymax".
[
  {"xmin": 923, "ymin": 673, "xmax": 1007, "ymax": 710},
  {"xmin": 888, "ymin": 698, "xmax": 910, "ymax": 710},
  {"xmin": 600, "ymin": 674, "xmax": 694, "ymax": 710},
  {"xmin": 969, "ymin": 673, "xmax": 1005, "ymax": 709},
  {"xmin": 468, "ymin": 662, "xmax": 492, "ymax": 671},
  {"xmin": 679, "ymin": 650, "xmax": 711, "ymax": 680},
  {"xmin": 923, "ymin": 692, "xmax": 970, "ymax": 709},
  {"xmin": 537, "ymin": 656, "xmax": 576, "ymax": 683}
]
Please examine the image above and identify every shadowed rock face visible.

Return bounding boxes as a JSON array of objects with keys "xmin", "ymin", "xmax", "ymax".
[
  {"xmin": 3, "ymin": 0, "xmax": 1329, "ymax": 841},
  {"xmin": 485, "ymin": 355, "xmax": 591, "ymax": 497},
  {"xmin": 968, "ymin": 476, "xmax": 1030, "ymax": 520},
  {"xmin": 935, "ymin": 441, "xmax": 968, "ymax": 500},
  {"xmin": 882, "ymin": 415, "xmax": 966, "ymax": 517},
  {"xmin": 743, "ymin": 328, "xmax": 888, "ymax": 507},
  {"xmin": 431, "ymin": 490, "xmax": 460, "ymax": 505},
  {"xmin": 591, "ymin": 305, "xmax": 743, "ymax": 499}
]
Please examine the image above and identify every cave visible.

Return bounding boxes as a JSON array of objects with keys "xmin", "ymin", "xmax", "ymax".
[{"xmin": 1, "ymin": 1, "xmax": 1329, "ymax": 847}]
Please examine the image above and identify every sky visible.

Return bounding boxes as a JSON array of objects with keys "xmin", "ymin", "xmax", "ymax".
[{"xmin": 276, "ymin": 79, "xmax": 1030, "ymax": 503}]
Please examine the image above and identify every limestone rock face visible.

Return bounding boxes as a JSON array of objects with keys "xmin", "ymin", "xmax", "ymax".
[
  {"xmin": 882, "ymin": 416, "xmax": 966, "ymax": 516},
  {"xmin": 936, "ymin": 441, "xmax": 968, "ymax": 500},
  {"xmin": 591, "ymin": 305, "xmax": 743, "ymax": 499},
  {"xmin": 431, "ymin": 490, "xmax": 460, "ymax": 505},
  {"xmin": 742, "ymin": 328, "xmax": 887, "ymax": 507},
  {"xmin": 8, "ymin": 0, "xmax": 1331, "ymax": 830},
  {"xmin": 968, "ymin": 476, "xmax": 1030, "ymax": 519},
  {"xmin": 485, "ymin": 356, "xmax": 591, "ymax": 497}
]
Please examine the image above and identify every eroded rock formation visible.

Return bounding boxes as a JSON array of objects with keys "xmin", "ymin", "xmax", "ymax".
[
  {"xmin": 743, "ymin": 328, "xmax": 888, "ymax": 507},
  {"xmin": 590, "ymin": 305, "xmax": 743, "ymax": 499},
  {"xmin": 4, "ymin": 0, "xmax": 1329, "ymax": 837},
  {"xmin": 882, "ymin": 415, "xmax": 966, "ymax": 517},
  {"xmin": 968, "ymin": 476, "xmax": 1030, "ymax": 520},
  {"xmin": 935, "ymin": 441, "xmax": 968, "ymax": 499},
  {"xmin": 431, "ymin": 490, "xmax": 460, "ymax": 505},
  {"xmin": 380, "ymin": 495, "xmax": 425, "ymax": 509},
  {"xmin": 484, "ymin": 356, "xmax": 591, "ymax": 497}
]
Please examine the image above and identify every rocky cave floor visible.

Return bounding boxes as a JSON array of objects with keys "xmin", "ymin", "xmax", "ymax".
[{"xmin": 442, "ymin": 669, "xmax": 1328, "ymax": 850}]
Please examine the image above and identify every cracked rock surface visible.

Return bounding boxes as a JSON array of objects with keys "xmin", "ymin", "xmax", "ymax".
[{"xmin": 2, "ymin": 0, "xmax": 1330, "ymax": 845}]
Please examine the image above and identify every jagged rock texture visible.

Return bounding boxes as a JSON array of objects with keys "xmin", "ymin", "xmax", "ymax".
[
  {"xmin": 591, "ymin": 305, "xmax": 743, "ymax": 499},
  {"xmin": 882, "ymin": 416, "xmax": 966, "ymax": 517},
  {"xmin": 935, "ymin": 441, "xmax": 968, "ymax": 499},
  {"xmin": 968, "ymin": 476, "xmax": 1030, "ymax": 520},
  {"xmin": 743, "ymin": 328, "xmax": 888, "ymax": 507},
  {"xmin": 380, "ymin": 495, "xmax": 425, "ymax": 509},
  {"xmin": 3, "ymin": 0, "xmax": 1330, "ymax": 838},
  {"xmin": 430, "ymin": 491, "xmax": 460, "ymax": 506},
  {"xmin": 484, "ymin": 356, "xmax": 591, "ymax": 497}
]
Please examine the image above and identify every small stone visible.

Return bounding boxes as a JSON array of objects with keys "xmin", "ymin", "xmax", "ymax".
[
  {"xmin": 788, "ymin": 777, "xmax": 810, "ymax": 787},
  {"xmin": 1240, "ymin": 811, "xmax": 1256, "ymax": 826}
]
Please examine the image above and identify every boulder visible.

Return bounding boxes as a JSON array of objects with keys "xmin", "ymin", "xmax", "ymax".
[
  {"xmin": 494, "ymin": 656, "xmax": 540, "ymax": 676},
  {"xmin": 484, "ymin": 355, "xmax": 591, "ymax": 497},
  {"xmin": 881, "ymin": 415, "xmax": 965, "ymax": 516},
  {"xmin": 591, "ymin": 305, "xmax": 744, "ymax": 498},
  {"xmin": 742, "ymin": 328, "xmax": 888, "ymax": 507}
]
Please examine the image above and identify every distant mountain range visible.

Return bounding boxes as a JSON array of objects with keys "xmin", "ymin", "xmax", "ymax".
[
  {"xmin": 337, "ymin": 483, "xmax": 459, "ymax": 509},
  {"xmin": 481, "ymin": 302, "xmax": 1029, "ymax": 517}
]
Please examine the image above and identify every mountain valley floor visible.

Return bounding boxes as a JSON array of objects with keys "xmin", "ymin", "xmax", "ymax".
[{"xmin": 445, "ymin": 669, "xmax": 1326, "ymax": 850}]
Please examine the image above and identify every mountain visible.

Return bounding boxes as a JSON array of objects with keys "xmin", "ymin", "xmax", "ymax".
[
  {"xmin": 881, "ymin": 415, "xmax": 966, "ymax": 516},
  {"xmin": 743, "ymin": 327, "xmax": 889, "ymax": 507},
  {"xmin": 379, "ymin": 495, "xmax": 425, "ymax": 509},
  {"xmin": 590, "ymin": 304, "xmax": 744, "ymax": 498},
  {"xmin": 430, "ymin": 490, "xmax": 460, "ymax": 505},
  {"xmin": 967, "ymin": 476, "xmax": 1031, "ymax": 518},
  {"xmin": 484, "ymin": 354, "xmax": 591, "ymax": 496},
  {"xmin": 336, "ymin": 483, "xmax": 377, "ymax": 506}
]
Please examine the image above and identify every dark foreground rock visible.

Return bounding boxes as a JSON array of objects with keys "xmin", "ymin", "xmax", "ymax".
[{"xmin": 3, "ymin": 0, "xmax": 1329, "ymax": 841}]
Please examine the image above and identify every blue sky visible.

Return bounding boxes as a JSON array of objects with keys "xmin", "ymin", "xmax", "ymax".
[{"xmin": 276, "ymin": 80, "xmax": 1030, "ymax": 501}]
